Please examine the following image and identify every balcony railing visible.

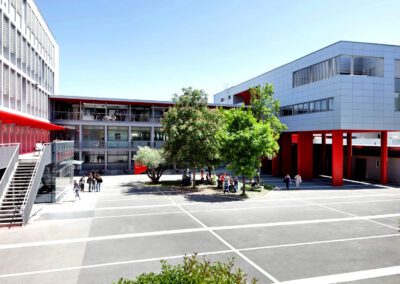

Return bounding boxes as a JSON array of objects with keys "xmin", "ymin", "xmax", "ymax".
[
  {"xmin": 81, "ymin": 140, "xmax": 106, "ymax": 148},
  {"xmin": 52, "ymin": 111, "xmax": 160, "ymax": 123},
  {"xmin": 131, "ymin": 141, "xmax": 152, "ymax": 148},
  {"xmin": 154, "ymin": 141, "xmax": 164, "ymax": 148},
  {"xmin": 107, "ymin": 141, "xmax": 129, "ymax": 148}
]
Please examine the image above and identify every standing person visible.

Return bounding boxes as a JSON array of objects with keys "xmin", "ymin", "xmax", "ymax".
[
  {"xmin": 283, "ymin": 174, "xmax": 291, "ymax": 190},
  {"xmin": 87, "ymin": 174, "xmax": 93, "ymax": 192},
  {"xmin": 212, "ymin": 173, "xmax": 217, "ymax": 185},
  {"xmin": 294, "ymin": 173, "xmax": 302, "ymax": 189},
  {"xmin": 234, "ymin": 177, "xmax": 239, "ymax": 193},
  {"xmin": 93, "ymin": 176, "xmax": 98, "ymax": 192},
  {"xmin": 217, "ymin": 174, "xmax": 222, "ymax": 189},
  {"xmin": 73, "ymin": 180, "xmax": 81, "ymax": 200},
  {"xmin": 200, "ymin": 170, "xmax": 204, "ymax": 184},
  {"xmin": 79, "ymin": 176, "xmax": 85, "ymax": 192},
  {"xmin": 224, "ymin": 174, "xmax": 230, "ymax": 193},
  {"xmin": 96, "ymin": 174, "xmax": 103, "ymax": 192}
]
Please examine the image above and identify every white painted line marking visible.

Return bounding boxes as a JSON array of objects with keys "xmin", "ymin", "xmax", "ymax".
[
  {"xmin": 1, "ymin": 234, "xmax": 399, "ymax": 279},
  {"xmin": 279, "ymin": 265, "xmax": 400, "ymax": 284},
  {"xmin": 2, "ymin": 213, "xmax": 400, "ymax": 250},
  {"xmin": 154, "ymin": 187, "xmax": 280, "ymax": 283}
]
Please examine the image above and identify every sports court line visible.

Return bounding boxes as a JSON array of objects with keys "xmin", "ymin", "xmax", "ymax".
[
  {"xmin": 154, "ymin": 187, "xmax": 280, "ymax": 283},
  {"xmin": 1, "ymin": 233, "xmax": 399, "ymax": 280},
  {"xmin": 3, "ymin": 213, "xmax": 400, "ymax": 250},
  {"xmin": 90, "ymin": 192, "xmax": 400, "ymax": 211},
  {"xmin": 34, "ymin": 197, "xmax": 400, "ymax": 223},
  {"xmin": 279, "ymin": 265, "xmax": 400, "ymax": 284}
]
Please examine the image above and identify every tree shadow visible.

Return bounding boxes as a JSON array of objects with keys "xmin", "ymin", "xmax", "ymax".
[{"xmin": 118, "ymin": 181, "xmax": 247, "ymax": 202}]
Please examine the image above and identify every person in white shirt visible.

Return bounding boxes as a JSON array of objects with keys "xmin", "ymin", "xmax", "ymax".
[{"xmin": 294, "ymin": 173, "xmax": 302, "ymax": 189}]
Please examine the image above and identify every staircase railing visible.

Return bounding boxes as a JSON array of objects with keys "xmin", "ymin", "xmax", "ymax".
[
  {"xmin": 21, "ymin": 143, "xmax": 51, "ymax": 225},
  {"xmin": 0, "ymin": 143, "xmax": 20, "ymax": 205}
]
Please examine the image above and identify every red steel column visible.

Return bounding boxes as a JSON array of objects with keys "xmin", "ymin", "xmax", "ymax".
[
  {"xmin": 297, "ymin": 132, "xmax": 313, "ymax": 180},
  {"xmin": 346, "ymin": 132, "xmax": 352, "ymax": 179},
  {"xmin": 322, "ymin": 133, "xmax": 326, "ymax": 174},
  {"xmin": 380, "ymin": 131, "xmax": 388, "ymax": 185},
  {"xmin": 332, "ymin": 131, "xmax": 343, "ymax": 186},
  {"xmin": 281, "ymin": 133, "xmax": 292, "ymax": 175}
]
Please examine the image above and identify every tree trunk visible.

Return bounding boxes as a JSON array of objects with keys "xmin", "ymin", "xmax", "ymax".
[
  {"xmin": 257, "ymin": 166, "xmax": 261, "ymax": 184},
  {"xmin": 192, "ymin": 168, "xmax": 196, "ymax": 189},
  {"xmin": 242, "ymin": 175, "xmax": 246, "ymax": 196}
]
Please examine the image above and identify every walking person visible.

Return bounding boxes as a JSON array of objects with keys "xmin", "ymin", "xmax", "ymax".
[
  {"xmin": 73, "ymin": 180, "xmax": 81, "ymax": 200},
  {"xmin": 93, "ymin": 176, "xmax": 98, "ymax": 192},
  {"xmin": 87, "ymin": 174, "xmax": 93, "ymax": 192},
  {"xmin": 283, "ymin": 174, "xmax": 291, "ymax": 190},
  {"xmin": 294, "ymin": 173, "xmax": 302, "ymax": 189},
  {"xmin": 79, "ymin": 176, "xmax": 85, "ymax": 192}
]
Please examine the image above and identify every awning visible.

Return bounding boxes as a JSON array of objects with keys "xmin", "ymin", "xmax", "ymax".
[
  {"xmin": 59, "ymin": 160, "xmax": 83, "ymax": 166},
  {"xmin": 0, "ymin": 110, "xmax": 66, "ymax": 130}
]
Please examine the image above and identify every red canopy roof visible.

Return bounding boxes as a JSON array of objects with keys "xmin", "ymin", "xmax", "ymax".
[{"xmin": 0, "ymin": 110, "xmax": 66, "ymax": 130}]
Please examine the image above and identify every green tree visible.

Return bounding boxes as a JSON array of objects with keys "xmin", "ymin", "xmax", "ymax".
[
  {"xmin": 218, "ymin": 107, "xmax": 279, "ymax": 195},
  {"xmin": 161, "ymin": 87, "xmax": 222, "ymax": 188},
  {"xmin": 250, "ymin": 84, "xmax": 286, "ymax": 183},
  {"xmin": 133, "ymin": 146, "xmax": 166, "ymax": 184}
]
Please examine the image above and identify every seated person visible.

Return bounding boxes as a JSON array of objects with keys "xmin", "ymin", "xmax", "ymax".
[{"xmin": 250, "ymin": 178, "xmax": 258, "ymax": 188}]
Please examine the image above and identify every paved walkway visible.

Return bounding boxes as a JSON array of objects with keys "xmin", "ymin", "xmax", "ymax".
[{"xmin": 0, "ymin": 175, "xmax": 400, "ymax": 283}]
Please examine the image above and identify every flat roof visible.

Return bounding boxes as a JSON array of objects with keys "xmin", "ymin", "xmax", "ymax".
[{"xmin": 50, "ymin": 95, "xmax": 233, "ymax": 108}]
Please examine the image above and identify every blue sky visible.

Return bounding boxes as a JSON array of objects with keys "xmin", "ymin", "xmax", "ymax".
[{"xmin": 36, "ymin": 0, "xmax": 400, "ymax": 102}]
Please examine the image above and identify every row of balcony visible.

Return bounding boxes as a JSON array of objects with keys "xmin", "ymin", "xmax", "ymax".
[
  {"xmin": 52, "ymin": 111, "xmax": 164, "ymax": 123},
  {"xmin": 78, "ymin": 140, "xmax": 164, "ymax": 149}
]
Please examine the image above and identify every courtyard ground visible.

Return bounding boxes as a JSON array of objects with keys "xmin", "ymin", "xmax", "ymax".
[{"xmin": 0, "ymin": 174, "xmax": 399, "ymax": 283}]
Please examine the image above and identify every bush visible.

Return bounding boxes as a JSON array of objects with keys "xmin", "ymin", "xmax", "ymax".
[{"xmin": 115, "ymin": 254, "xmax": 258, "ymax": 284}]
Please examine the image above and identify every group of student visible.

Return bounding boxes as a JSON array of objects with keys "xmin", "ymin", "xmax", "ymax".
[
  {"xmin": 200, "ymin": 171, "xmax": 217, "ymax": 185},
  {"xmin": 217, "ymin": 173, "xmax": 239, "ymax": 193},
  {"xmin": 283, "ymin": 173, "xmax": 302, "ymax": 189},
  {"xmin": 74, "ymin": 172, "xmax": 103, "ymax": 200}
]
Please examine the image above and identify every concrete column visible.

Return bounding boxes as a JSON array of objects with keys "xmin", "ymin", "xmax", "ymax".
[
  {"xmin": 346, "ymin": 132, "xmax": 352, "ymax": 179},
  {"xmin": 128, "ymin": 125, "xmax": 131, "ymax": 148},
  {"xmin": 79, "ymin": 151, "xmax": 82, "ymax": 172},
  {"xmin": 79, "ymin": 125, "xmax": 83, "ymax": 149},
  {"xmin": 332, "ymin": 131, "xmax": 343, "ymax": 186},
  {"xmin": 297, "ymin": 132, "xmax": 313, "ymax": 180},
  {"xmin": 150, "ymin": 126, "xmax": 155, "ymax": 148},
  {"xmin": 281, "ymin": 133, "xmax": 292, "ymax": 176},
  {"xmin": 104, "ymin": 125, "xmax": 107, "ymax": 149},
  {"xmin": 380, "ymin": 131, "xmax": 388, "ymax": 185},
  {"xmin": 128, "ymin": 150, "xmax": 132, "ymax": 172},
  {"xmin": 105, "ymin": 151, "xmax": 108, "ymax": 171},
  {"xmin": 322, "ymin": 133, "xmax": 326, "ymax": 174}
]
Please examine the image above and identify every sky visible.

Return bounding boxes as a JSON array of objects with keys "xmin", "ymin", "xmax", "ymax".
[{"xmin": 36, "ymin": 0, "xmax": 400, "ymax": 102}]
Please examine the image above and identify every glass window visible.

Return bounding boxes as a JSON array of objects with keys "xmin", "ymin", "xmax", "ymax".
[
  {"xmin": 154, "ymin": 127, "xmax": 165, "ymax": 141},
  {"xmin": 321, "ymin": 100, "xmax": 328, "ymax": 111},
  {"xmin": 339, "ymin": 55, "xmax": 351, "ymax": 75},
  {"xmin": 395, "ymin": 60, "xmax": 400, "ymax": 79},
  {"xmin": 396, "ymin": 78, "xmax": 400, "ymax": 93},
  {"xmin": 353, "ymin": 56, "xmax": 383, "ymax": 77},
  {"xmin": 107, "ymin": 105, "xmax": 129, "ymax": 122},
  {"xmin": 293, "ymin": 105, "xmax": 299, "ymax": 115},
  {"xmin": 108, "ymin": 151, "xmax": 129, "ymax": 164},
  {"xmin": 108, "ymin": 126, "xmax": 128, "ymax": 141},
  {"xmin": 395, "ymin": 93, "xmax": 400, "ymax": 111},
  {"xmin": 82, "ymin": 126, "xmax": 105, "ymax": 148},
  {"xmin": 131, "ymin": 127, "xmax": 150, "ymax": 141},
  {"xmin": 328, "ymin": 98, "xmax": 334, "ymax": 110},
  {"xmin": 82, "ymin": 151, "xmax": 105, "ymax": 164},
  {"xmin": 131, "ymin": 106, "xmax": 150, "ymax": 122},
  {"xmin": 309, "ymin": 101, "xmax": 315, "ymax": 112},
  {"xmin": 314, "ymin": 100, "xmax": 321, "ymax": 111}
]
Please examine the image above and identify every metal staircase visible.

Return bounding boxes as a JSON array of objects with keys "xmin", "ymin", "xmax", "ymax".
[{"xmin": 0, "ymin": 162, "xmax": 36, "ymax": 227}]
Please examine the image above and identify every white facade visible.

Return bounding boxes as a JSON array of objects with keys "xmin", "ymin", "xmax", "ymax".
[
  {"xmin": 214, "ymin": 41, "xmax": 400, "ymax": 133},
  {"xmin": 0, "ymin": 0, "xmax": 58, "ymax": 121}
]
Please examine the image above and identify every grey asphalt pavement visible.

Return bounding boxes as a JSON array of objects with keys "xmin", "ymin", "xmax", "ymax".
[{"xmin": 0, "ymin": 174, "xmax": 399, "ymax": 284}]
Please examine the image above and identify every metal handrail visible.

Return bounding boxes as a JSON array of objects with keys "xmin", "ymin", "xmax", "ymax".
[
  {"xmin": 0, "ymin": 143, "xmax": 20, "ymax": 205},
  {"xmin": 20, "ymin": 143, "xmax": 51, "ymax": 225}
]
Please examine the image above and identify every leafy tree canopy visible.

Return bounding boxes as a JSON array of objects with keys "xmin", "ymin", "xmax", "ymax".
[
  {"xmin": 133, "ymin": 146, "xmax": 166, "ymax": 183},
  {"xmin": 161, "ymin": 88, "xmax": 222, "ymax": 186}
]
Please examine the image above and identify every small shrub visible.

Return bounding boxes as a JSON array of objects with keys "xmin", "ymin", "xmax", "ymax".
[{"xmin": 115, "ymin": 254, "xmax": 258, "ymax": 284}]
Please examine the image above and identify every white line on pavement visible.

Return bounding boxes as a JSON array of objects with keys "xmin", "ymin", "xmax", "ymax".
[
  {"xmin": 2, "ymin": 213, "xmax": 400, "ymax": 250},
  {"xmin": 154, "ymin": 187, "xmax": 280, "ymax": 283},
  {"xmin": 1, "ymin": 233, "xmax": 399, "ymax": 280},
  {"xmin": 279, "ymin": 265, "xmax": 400, "ymax": 284},
  {"xmin": 34, "ymin": 197, "xmax": 400, "ymax": 224}
]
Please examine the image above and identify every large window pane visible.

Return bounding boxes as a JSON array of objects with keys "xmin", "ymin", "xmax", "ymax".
[
  {"xmin": 131, "ymin": 127, "xmax": 150, "ymax": 141},
  {"xmin": 353, "ymin": 56, "xmax": 383, "ymax": 77},
  {"xmin": 395, "ymin": 60, "xmax": 400, "ymax": 78},
  {"xmin": 108, "ymin": 151, "xmax": 129, "ymax": 164},
  {"xmin": 108, "ymin": 126, "xmax": 128, "ymax": 148},
  {"xmin": 82, "ymin": 126, "xmax": 105, "ymax": 148},
  {"xmin": 82, "ymin": 151, "xmax": 105, "ymax": 164},
  {"xmin": 339, "ymin": 55, "xmax": 351, "ymax": 75},
  {"xmin": 395, "ymin": 93, "xmax": 400, "ymax": 111},
  {"xmin": 321, "ymin": 100, "xmax": 328, "ymax": 111}
]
